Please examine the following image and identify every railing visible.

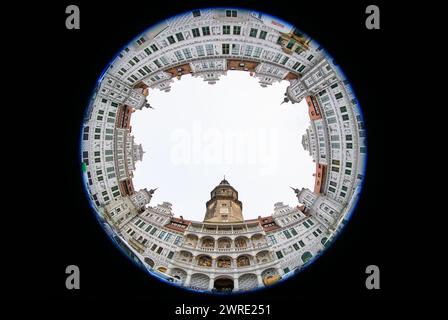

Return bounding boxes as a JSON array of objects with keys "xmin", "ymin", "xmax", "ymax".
[
  {"xmin": 171, "ymin": 256, "xmax": 278, "ymax": 273},
  {"xmin": 180, "ymin": 242, "xmax": 269, "ymax": 253},
  {"xmin": 185, "ymin": 226, "xmax": 264, "ymax": 234}
]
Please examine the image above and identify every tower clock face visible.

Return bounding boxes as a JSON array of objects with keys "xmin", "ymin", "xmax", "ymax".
[{"xmin": 81, "ymin": 7, "xmax": 367, "ymax": 294}]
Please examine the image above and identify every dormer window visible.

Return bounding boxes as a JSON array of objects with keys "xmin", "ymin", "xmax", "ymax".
[{"xmin": 226, "ymin": 10, "xmax": 237, "ymax": 17}]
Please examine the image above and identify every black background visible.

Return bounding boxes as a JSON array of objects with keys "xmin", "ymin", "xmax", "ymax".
[{"xmin": 6, "ymin": 0, "xmax": 443, "ymax": 306}]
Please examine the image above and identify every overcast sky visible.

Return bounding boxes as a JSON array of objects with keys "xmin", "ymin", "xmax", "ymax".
[{"xmin": 131, "ymin": 71, "xmax": 314, "ymax": 221}]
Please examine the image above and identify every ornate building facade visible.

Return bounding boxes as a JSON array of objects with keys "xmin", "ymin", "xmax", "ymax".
[{"xmin": 80, "ymin": 8, "xmax": 367, "ymax": 293}]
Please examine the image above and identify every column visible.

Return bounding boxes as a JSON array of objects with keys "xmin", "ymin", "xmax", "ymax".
[
  {"xmin": 234, "ymin": 276, "xmax": 239, "ymax": 292},
  {"xmin": 184, "ymin": 273, "xmax": 192, "ymax": 286},
  {"xmin": 208, "ymin": 275, "xmax": 215, "ymax": 291},
  {"xmin": 277, "ymin": 267, "xmax": 284, "ymax": 277},
  {"xmin": 256, "ymin": 271, "xmax": 263, "ymax": 287}
]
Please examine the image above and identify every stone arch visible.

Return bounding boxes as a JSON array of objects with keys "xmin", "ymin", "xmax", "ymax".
[
  {"xmin": 178, "ymin": 250, "xmax": 193, "ymax": 263},
  {"xmin": 185, "ymin": 234, "xmax": 198, "ymax": 247},
  {"xmin": 321, "ymin": 237, "xmax": 328, "ymax": 246},
  {"xmin": 197, "ymin": 254, "xmax": 212, "ymax": 267},
  {"xmin": 213, "ymin": 276, "xmax": 234, "ymax": 293},
  {"xmin": 256, "ymin": 250, "xmax": 271, "ymax": 264},
  {"xmin": 261, "ymin": 268, "xmax": 281, "ymax": 286},
  {"xmin": 251, "ymin": 233, "xmax": 266, "ymax": 247},
  {"xmin": 157, "ymin": 266, "xmax": 167, "ymax": 273},
  {"xmin": 144, "ymin": 257, "xmax": 155, "ymax": 268},
  {"xmin": 301, "ymin": 251, "xmax": 313, "ymax": 263},
  {"xmin": 217, "ymin": 237, "xmax": 232, "ymax": 249},
  {"xmin": 200, "ymin": 236, "xmax": 215, "ymax": 248},
  {"xmin": 234, "ymin": 236, "xmax": 249, "ymax": 248},
  {"xmin": 190, "ymin": 273, "xmax": 210, "ymax": 290},
  {"xmin": 170, "ymin": 268, "xmax": 187, "ymax": 283},
  {"xmin": 238, "ymin": 274, "xmax": 258, "ymax": 291},
  {"xmin": 236, "ymin": 254, "xmax": 251, "ymax": 267},
  {"xmin": 216, "ymin": 255, "xmax": 232, "ymax": 268}
]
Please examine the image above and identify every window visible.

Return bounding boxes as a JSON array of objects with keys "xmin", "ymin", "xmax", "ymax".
[
  {"xmin": 253, "ymin": 47, "xmax": 262, "ymax": 58},
  {"xmin": 342, "ymin": 114, "xmax": 349, "ymax": 121},
  {"xmin": 167, "ymin": 36, "xmax": 175, "ymax": 44},
  {"xmin": 331, "ymin": 83, "xmax": 339, "ymax": 89},
  {"xmin": 144, "ymin": 48, "xmax": 152, "ymax": 56},
  {"xmin": 202, "ymin": 26, "xmax": 210, "ymax": 36},
  {"xmin": 299, "ymin": 240, "xmax": 305, "ymax": 247},
  {"xmin": 331, "ymin": 166, "xmax": 340, "ymax": 173},
  {"xmin": 231, "ymin": 44, "xmax": 240, "ymax": 55},
  {"xmin": 174, "ymin": 51, "xmax": 184, "ymax": 61},
  {"xmin": 273, "ymin": 53, "xmax": 282, "ymax": 63},
  {"xmin": 283, "ymin": 230, "xmax": 292, "ymax": 239},
  {"xmin": 205, "ymin": 44, "xmax": 214, "ymax": 56},
  {"xmin": 303, "ymin": 221, "xmax": 310, "ymax": 228},
  {"xmin": 345, "ymin": 169, "xmax": 352, "ymax": 175},
  {"xmin": 153, "ymin": 59, "xmax": 162, "ymax": 68},
  {"xmin": 249, "ymin": 28, "xmax": 258, "ymax": 37},
  {"xmin": 290, "ymin": 228, "xmax": 298, "ymax": 236},
  {"xmin": 196, "ymin": 45, "xmax": 205, "ymax": 56},
  {"xmin": 346, "ymin": 143, "xmax": 353, "ymax": 149},
  {"xmin": 233, "ymin": 26, "xmax": 241, "ymax": 35},
  {"xmin": 175, "ymin": 32, "xmax": 184, "ymax": 41},
  {"xmin": 150, "ymin": 228, "xmax": 157, "ymax": 235},
  {"xmin": 223, "ymin": 25, "xmax": 230, "ymax": 34},
  {"xmin": 174, "ymin": 236, "xmax": 182, "ymax": 245},
  {"xmin": 331, "ymin": 142, "xmax": 340, "ymax": 149},
  {"xmin": 313, "ymin": 231, "xmax": 319, "ymax": 237},
  {"xmin": 332, "ymin": 159, "xmax": 340, "ymax": 166},
  {"xmin": 183, "ymin": 48, "xmax": 192, "ymax": 59},
  {"xmin": 293, "ymin": 243, "xmax": 300, "ymax": 250},
  {"xmin": 150, "ymin": 44, "xmax": 158, "ymax": 52},
  {"xmin": 276, "ymin": 251, "xmax": 284, "ymax": 259},
  {"xmin": 259, "ymin": 30, "xmax": 267, "ymax": 39},
  {"xmin": 192, "ymin": 28, "xmax": 200, "ymax": 37},
  {"xmin": 156, "ymin": 247, "xmax": 163, "ymax": 254},
  {"xmin": 167, "ymin": 251, "xmax": 174, "ymax": 259},
  {"xmin": 308, "ymin": 220, "xmax": 314, "ymax": 226},
  {"xmin": 192, "ymin": 10, "xmax": 201, "ymax": 17},
  {"xmin": 226, "ymin": 10, "xmax": 237, "ymax": 17},
  {"xmin": 244, "ymin": 45, "xmax": 253, "ymax": 56},
  {"xmin": 151, "ymin": 244, "xmax": 157, "ymax": 251},
  {"xmin": 268, "ymin": 235, "xmax": 277, "ymax": 244},
  {"xmin": 340, "ymin": 106, "xmax": 347, "ymax": 113},
  {"xmin": 335, "ymin": 92, "xmax": 343, "ymax": 99},
  {"xmin": 307, "ymin": 55, "xmax": 314, "ymax": 61},
  {"xmin": 298, "ymin": 65, "xmax": 305, "ymax": 72},
  {"xmin": 346, "ymin": 134, "xmax": 352, "ymax": 141},
  {"xmin": 222, "ymin": 43, "xmax": 230, "ymax": 54}
]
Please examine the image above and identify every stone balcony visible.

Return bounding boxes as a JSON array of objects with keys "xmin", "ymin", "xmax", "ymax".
[{"xmin": 181, "ymin": 242, "xmax": 269, "ymax": 253}]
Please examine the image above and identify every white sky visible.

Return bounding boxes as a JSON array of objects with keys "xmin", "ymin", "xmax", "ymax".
[{"xmin": 131, "ymin": 71, "xmax": 314, "ymax": 221}]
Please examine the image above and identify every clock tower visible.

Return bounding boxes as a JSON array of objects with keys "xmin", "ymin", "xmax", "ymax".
[{"xmin": 203, "ymin": 177, "xmax": 244, "ymax": 223}]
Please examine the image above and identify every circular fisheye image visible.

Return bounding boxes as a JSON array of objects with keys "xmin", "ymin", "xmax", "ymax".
[{"xmin": 81, "ymin": 8, "xmax": 367, "ymax": 294}]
